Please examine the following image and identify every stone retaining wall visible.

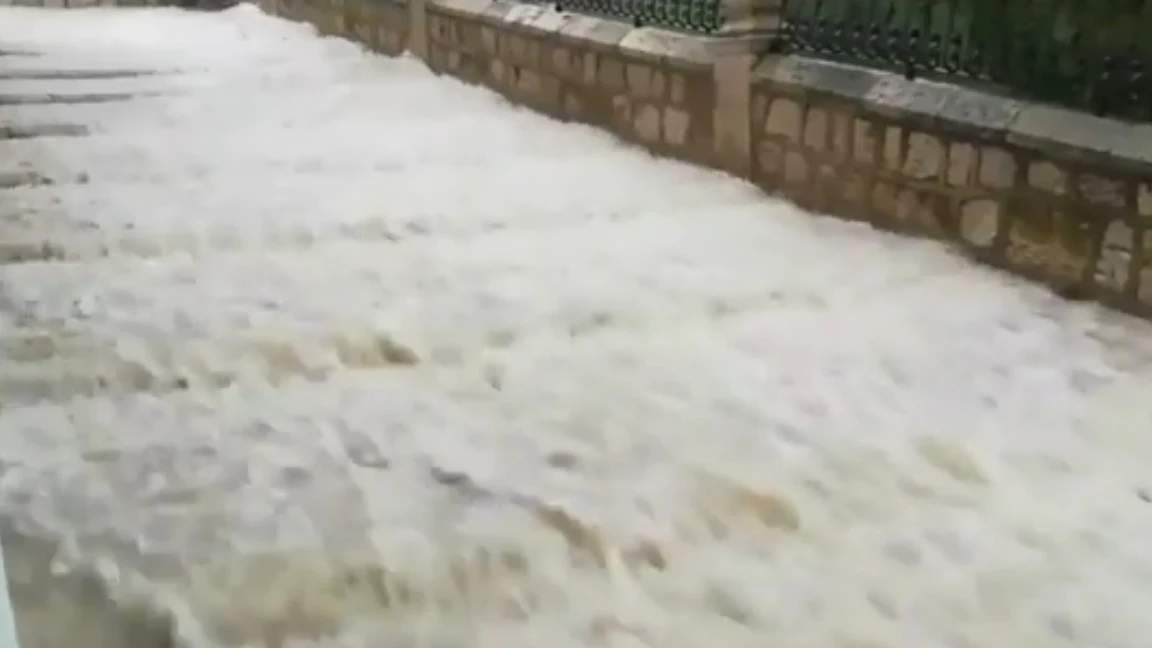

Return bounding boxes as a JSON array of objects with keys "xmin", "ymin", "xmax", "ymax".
[
  {"xmin": 272, "ymin": 0, "xmax": 408, "ymax": 53},
  {"xmin": 215, "ymin": 0, "xmax": 1152, "ymax": 317},
  {"xmin": 751, "ymin": 57, "xmax": 1152, "ymax": 312},
  {"xmin": 424, "ymin": 4, "xmax": 719, "ymax": 168}
]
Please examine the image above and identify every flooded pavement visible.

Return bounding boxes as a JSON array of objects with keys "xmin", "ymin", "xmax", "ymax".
[{"xmin": 2, "ymin": 5, "xmax": 1152, "ymax": 648}]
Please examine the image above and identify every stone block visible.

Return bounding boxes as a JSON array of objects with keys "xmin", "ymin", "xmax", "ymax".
[
  {"xmin": 550, "ymin": 47, "xmax": 572, "ymax": 78},
  {"xmin": 757, "ymin": 140, "xmax": 786, "ymax": 178},
  {"xmin": 626, "ymin": 62, "xmax": 654, "ymax": 99},
  {"xmin": 903, "ymin": 132, "xmax": 943, "ymax": 180},
  {"xmin": 521, "ymin": 70, "xmax": 560, "ymax": 110},
  {"xmin": 947, "ymin": 143, "xmax": 977, "ymax": 187},
  {"xmin": 582, "ymin": 52, "xmax": 597, "ymax": 86},
  {"xmin": 830, "ymin": 111, "xmax": 852, "ymax": 163},
  {"xmin": 598, "ymin": 56, "xmax": 626, "ymax": 90},
  {"xmin": 752, "ymin": 94, "xmax": 768, "ymax": 126},
  {"xmin": 611, "ymin": 94, "xmax": 632, "ymax": 130},
  {"xmin": 389, "ymin": 28, "xmax": 407, "ymax": 54},
  {"xmin": 1079, "ymin": 174, "xmax": 1127, "ymax": 209},
  {"xmin": 1006, "ymin": 208, "xmax": 1094, "ymax": 285},
  {"xmin": 670, "ymin": 73, "xmax": 686, "ymax": 105},
  {"xmin": 1009, "ymin": 104, "xmax": 1151, "ymax": 169},
  {"xmin": 503, "ymin": 3, "xmax": 545, "ymax": 27},
  {"xmin": 584, "ymin": 17, "xmax": 631, "ymax": 51},
  {"xmin": 901, "ymin": 190, "xmax": 946, "ymax": 236},
  {"xmin": 1095, "ymin": 220, "xmax": 1134, "ymax": 291},
  {"xmin": 872, "ymin": 181, "xmax": 900, "ymax": 222},
  {"xmin": 895, "ymin": 188, "xmax": 921, "ymax": 226},
  {"xmin": 803, "ymin": 107, "xmax": 828, "ymax": 152},
  {"xmin": 564, "ymin": 51, "xmax": 585, "ymax": 85},
  {"xmin": 616, "ymin": 26, "xmax": 676, "ymax": 64},
  {"xmin": 757, "ymin": 56, "xmax": 880, "ymax": 103},
  {"xmin": 563, "ymin": 92, "xmax": 583, "ymax": 119},
  {"xmin": 496, "ymin": 33, "xmax": 514, "ymax": 60},
  {"xmin": 810, "ymin": 164, "xmax": 839, "ymax": 211},
  {"xmin": 518, "ymin": 36, "xmax": 541, "ymax": 68},
  {"xmin": 373, "ymin": 25, "xmax": 390, "ymax": 52},
  {"xmin": 937, "ymin": 87, "xmax": 1024, "ymax": 139},
  {"xmin": 1141, "ymin": 184, "xmax": 1152, "ymax": 218},
  {"xmin": 979, "ymin": 147, "xmax": 1016, "ymax": 189},
  {"xmin": 883, "ymin": 126, "xmax": 902, "ymax": 172},
  {"xmin": 489, "ymin": 59, "xmax": 507, "ymax": 85},
  {"xmin": 480, "ymin": 26, "xmax": 497, "ymax": 55},
  {"xmin": 457, "ymin": 21, "xmax": 484, "ymax": 53},
  {"xmin": 663, "ymin": 107, "xmax": 690, "ymax": 147},
  {"xmin": 557, "ymin": 13, "xmax": 602, "ymax": 45},
  {"xmin": 959, "ymin": 198, "xmax": 1001, "ymax": 248},
  {"xmin": 1028, "ymin": 161, "xmax": 1067, "ymax": 195},
  {"xmin": 455, "ymin": 51, "xmax": 484, "ymax": 83},
  {"xmin": 429, "ymin": 44, "xmax": 448, "ymax": 72},
  {"xmin": 525, "ymin": 8, "xmax": 573, "ymax": 37},
  {"xmin": 784, "ymin": 150, "xmax": 810, "ymax": 185},
  {"xmin": 650, "ymin": 69, "xmax": 667, "ymax": 102},
  {"xmin": 541, "ymin": 73, "xmax": 565, "ymax": 112},
  {"xmin": 764, "ymin": 97, "xmax": 802, "ymax": 143},
  {"xmin": 372, "ymin": 27, "xmax": 391, "ymax": 54},
  {"xmin": 852, "ymin": 118, "xmax": 878, "ymax": 165},
  {"xmin": 634, "ymin": 104, "xmax": 661, "ymax": 143},
  {"xmin": 865, "ymin": 75, "xmax": 957, "ymax": 127},
  {"xmin": 841, "ymin": 172, "xmax": 869, "ymax": 207}
]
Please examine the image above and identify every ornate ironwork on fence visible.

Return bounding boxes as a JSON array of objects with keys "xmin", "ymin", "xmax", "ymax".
[
  {"xmin": 776, "ymin": 0, "xmax": 1152, "ymax": 121},
  {"xmin": 554, "ymin": 0, "xmax": 723, "ymax": 33}
]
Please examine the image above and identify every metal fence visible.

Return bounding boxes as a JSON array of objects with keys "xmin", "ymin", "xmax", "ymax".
[
  {"xmin": 554, "ymin": 0, "xmax": 723, "ymax": 33},
  {"xmin": 776, "ymin": 0, "xmax": 1152, "ymax": 121}
]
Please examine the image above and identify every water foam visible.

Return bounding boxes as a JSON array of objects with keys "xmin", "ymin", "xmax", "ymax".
[{"xmin": 2, "ymin": 5, "xmax": 1152, "ymax": 648}]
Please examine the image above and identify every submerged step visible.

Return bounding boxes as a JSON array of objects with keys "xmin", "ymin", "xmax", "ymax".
[
  {"xmin": 0, "ymin": 172, "xmax": 52, "ymax": 190},
  {"xmin": 0, "ymin": 92, "xmax": 162, "ymax": 106},
  {"xmin": 0, "ymin": 69, "xmax": 163, "ymax": 81},
  {"xmin": 0, "ymin": 124, "xmax": 87, "ymax": 140}
]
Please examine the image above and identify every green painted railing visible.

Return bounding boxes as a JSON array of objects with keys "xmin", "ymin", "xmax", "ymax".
[
  {"xmin": 553, "ymin": 0, "xmax": 723, "ymax": 33},
  {"xmin": 776, "ymin": 0, "xmax": 1152, "ymax": 121}
]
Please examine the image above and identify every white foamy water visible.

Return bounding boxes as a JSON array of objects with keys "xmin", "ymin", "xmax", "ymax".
[{"xmin": 3, "ymin": 5, "xmax": 1152, "ymax": 648}]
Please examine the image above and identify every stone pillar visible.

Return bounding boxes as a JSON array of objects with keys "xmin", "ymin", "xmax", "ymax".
[
  {"xmin": 709, "ymin": 0, "xmax": 782, "ymax": 177},
  {"xmin": 719, "ymin": 0, "xmax": 782, "ymax": 36},
  {"xmin": 407, "ymin": 0, "xmax": 429, "ymax": 61}
]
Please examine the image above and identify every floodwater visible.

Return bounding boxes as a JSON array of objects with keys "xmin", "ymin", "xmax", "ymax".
[{"xmin": 2, "ymin": 5, "xmax": 1152, "ymax": 648}]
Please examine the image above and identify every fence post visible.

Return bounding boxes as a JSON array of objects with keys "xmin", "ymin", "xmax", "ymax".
[
  {"xmin": 710, "ymin": 0, "xmax": 783, "ymax": 176},
  {"xmin": 407, "ymin": 0, "xmax": 428, "ymax": 61}
]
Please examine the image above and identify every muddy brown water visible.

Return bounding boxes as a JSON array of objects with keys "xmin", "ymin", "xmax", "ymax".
[
  {"xmin": 2, "ymin": 79, "xmax": 175, "ymax": 646},
  {"xmin": 1, "ymin": 523, "xmax": 178, "ymax": 648}
]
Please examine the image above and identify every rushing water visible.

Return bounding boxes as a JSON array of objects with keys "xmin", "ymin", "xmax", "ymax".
[{"xmin": 2, "ymin": 6, "xmax": 1152, "ymax": 648}]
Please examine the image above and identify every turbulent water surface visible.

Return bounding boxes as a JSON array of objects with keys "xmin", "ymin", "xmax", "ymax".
[{"xmin": 2, "ymin": 6, "xmax": 1152, "ymax": 648}]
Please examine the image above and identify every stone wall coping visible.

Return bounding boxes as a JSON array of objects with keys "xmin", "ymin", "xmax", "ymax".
[
  {"xmin": 428, "ymin": 0, "xmax": 1151, "ymax": 177},
  {"xmin": 753, "ymin": 54, "xmax": 1152, "ymax": 177},
  {"xmin": 428, "ymin": 0, "xmax": 771, "ymax": 68}
]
